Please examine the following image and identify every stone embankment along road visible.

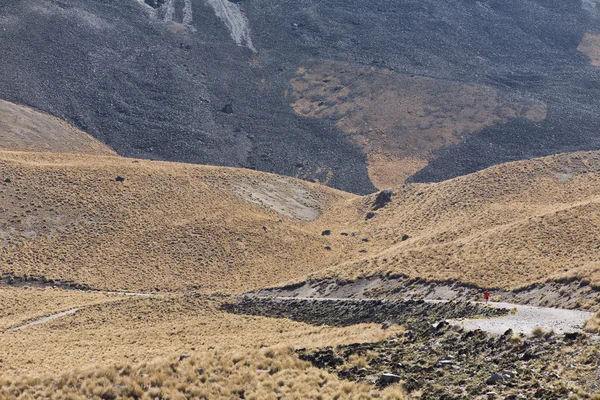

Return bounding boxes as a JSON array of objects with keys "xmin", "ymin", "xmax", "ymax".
[{"xmin": 255, "ymin": 297, "xmax": 595, "ymax": 336}]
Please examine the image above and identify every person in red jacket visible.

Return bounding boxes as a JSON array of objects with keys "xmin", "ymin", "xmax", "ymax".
[{"xmin": 484, "ymin": 289, "xmax": 490, "ymax": 304}]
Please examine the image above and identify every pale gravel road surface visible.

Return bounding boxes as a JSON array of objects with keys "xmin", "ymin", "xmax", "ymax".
[
  {"xmin": 449, "ymin": 301, "xmax": 594, "ymax": 335},
  {"xmin": 9, "ymin": 309, "xmax": 79, "ymax": 332}
]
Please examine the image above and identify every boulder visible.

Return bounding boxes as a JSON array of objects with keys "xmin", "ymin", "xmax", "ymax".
[
  {"xmin": 321, "ymin": 230, "xmax": 331, "ymax": 236},
  {"xmin": 379, "ymin": 373, "xmax": 401, "ymax": 384},
  {"xmin": 372, "ymin": 190, "xmax": 393, "ymax": 210},
  {"xmin": 115, "ymin": 176, "xmax": 125, "ymax": 182},
  {"xmin": 221, "ymin": 104, "xmax": 234, "ymax": 114},
  {"xmin": 487, "ymin": 373, "xmax": 504, "ymax": 384}
]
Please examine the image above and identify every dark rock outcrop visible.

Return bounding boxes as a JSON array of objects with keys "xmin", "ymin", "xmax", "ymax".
[{"xmin": 372, "ymin": 190, "xmax": 393, "ymax": 210}]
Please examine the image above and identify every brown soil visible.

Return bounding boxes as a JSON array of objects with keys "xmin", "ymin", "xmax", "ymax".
[
  {"xmin": 289, "ymin": 61, "xmax": 547, "ymax": 188},
  {"xmin": 579, "ymin": 33, "xmax": 600, "ymax": 67}
]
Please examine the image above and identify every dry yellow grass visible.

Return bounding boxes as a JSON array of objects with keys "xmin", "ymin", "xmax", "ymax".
[
  {"xmin": 585, "ymin": 312, "xmax": 600, "ymax": 334},
  {"xmin": 289, "ymin": 61, "xmax": 547, "ymax": 188},
  {"xmin": 0, "ymin": 290, "xmax": 404, "ymax": 377},
  {"xmin": 3, "ymin": 149, "xmax": 600, "ymax": 294},
  {"xmin": 0, "ymin": 150, "xmax": 362, "ymax": 293},
  {"xmin": 0, "ymin": 100, "xmax": 115, "ymax": 156},
  {"xmin": 0, "ymin": 347, "xmax": 405, "ymax": 400},
  {"xmin": 3, "ymin": 107, "xmax": 600, "ymax": 397},
  {"xmin": 0, "ymin": 287, "xmax": 122, "ymax": 331},
  {"xmin": 305, "ymin": 151, "xmax": 600, "ymax": 290}
]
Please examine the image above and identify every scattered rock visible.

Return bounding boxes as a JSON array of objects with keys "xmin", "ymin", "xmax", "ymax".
[
  {"xmin": 379, "ymin": 373, "xmax": 401, "ymax": 384},
  {"xmin": 324, "ymin": 246, "xmax": 332, "ymax": 251},
  {"xmin": 115, "ymin": 176, "xmax": 125, "ymax": 182},
  {"xmin": 321, "ymin": 230, "xmax": 332, "ymax": 236},
  {"xmin": 362, "ymin": 238, "xmax": 370, "ymax": 242},
  {"xmin": 564, "ymin": 332, "xmax": 581, "ymax": 341},
  {"xmin": 401, "ymin": 234, "xmax": 409, "ymax": 241},
  {"xmin": 373, "ymin": 190, "xmax": 393, "ymax": 210},
  {"xmin": 359, "ymin": 249, "xmax": 367, "ymax": 253},
  {"xmin": 366, "ymin": 212, "xmax": 377, "ymax": 220},
  {"xmin": 487, "ymin": 372, "xmax": 504, "ymax": 384},
  {"xmin": 381, "ymin": 321, "xmax": 393, "ymax": 330},
  {"xmin": 4, "ymin": 178, "xmax": 11, "ymax": 183},
  {"xmin": 221, "ymin": 104, "xmax": 234, "ymax": 114},
  {"xmin": 179, "ymin": 354, "xmax": 190, "ymax": 361}
]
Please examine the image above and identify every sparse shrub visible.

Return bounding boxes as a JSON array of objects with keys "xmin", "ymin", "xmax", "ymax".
[{"xmin": 532, "ymin": 326, "xmax": 545, "ymax": 338}]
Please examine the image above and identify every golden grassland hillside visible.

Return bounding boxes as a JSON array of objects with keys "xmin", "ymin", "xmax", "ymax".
[
  {"xmin": 3, "ymin": 149, "xmax": 600, "ymax": 294},
  {"xmin": 0, "ymin": 150, "xmax": 370, "ymax": 292},
  {"xmin": 0, "ymin": 287, "xmax": 122, "ymax": 331},
  {"xmin": 0, "ymin": 100, "xmax": 115, "ymax": 156},
  {"xmin": 0, "ymin": 289, "xmax": 403, "ymax": 378},
  {"xmin": 304, "ymin": 151, "xmax": 600, "ymax": 290}
]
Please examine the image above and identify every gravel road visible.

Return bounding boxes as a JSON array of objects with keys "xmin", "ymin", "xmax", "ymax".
[
  {"xmin": 449, "ymin": 301, "xmax": 594, "ymax": 335},
  {"xmin": 255, "ymin": 297, "xmax": 595, "ymax": 335}
]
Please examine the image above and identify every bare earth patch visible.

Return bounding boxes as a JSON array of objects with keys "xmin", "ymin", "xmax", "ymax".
[
  {"xmin": 578, "ymin": 33, "xmax": 600, "ymax": 67},
  {"xmin": 289, "ymin": 61, "xmax": 547, "ymax": 188}
]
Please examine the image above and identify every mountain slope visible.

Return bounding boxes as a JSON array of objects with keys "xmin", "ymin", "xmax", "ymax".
[
  {"xmin": 0, "ymin": 151, "xmax": 361, "ymax": 292},
  {"xmin": 3, "ymin": 0, "xmax": 600, "ymax": 193},
  {"xmin": 0, "ymin": 100, "xmax": 115, "ymax": 155},
  {"xmin": 306, "ymin": 151, "xmax": 600, "ymax": 290}
]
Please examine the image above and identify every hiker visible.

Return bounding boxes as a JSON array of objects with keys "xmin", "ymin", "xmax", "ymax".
[{"xmin": 484, "ymin": 289, "xmax": 490, "ymax": 304}]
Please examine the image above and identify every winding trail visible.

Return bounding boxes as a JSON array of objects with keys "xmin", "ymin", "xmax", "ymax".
[
  {"xmin": 253, "ymin": 296, "xmax": 594, "ymax": 336},
  {"xmin": 9, "ymin": 309, "xmax": 79, "ymax": 332},
  {"xmin": 6, "ymin": 291, "xmax": 159, "ymax": 332}
]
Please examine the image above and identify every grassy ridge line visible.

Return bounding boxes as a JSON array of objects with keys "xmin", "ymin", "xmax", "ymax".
[
  {"xmin": 300, "ymin": 151, "xmax": 600, "ymax": 290},
  {"xmin": 0, "ymin": 151, "xmax": 360, "ymax": 293}
]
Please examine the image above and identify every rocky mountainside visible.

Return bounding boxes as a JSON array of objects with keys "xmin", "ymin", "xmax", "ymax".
[{"xmin": 2, "ymin": 0, "xmax": 600, "ymax": 193}]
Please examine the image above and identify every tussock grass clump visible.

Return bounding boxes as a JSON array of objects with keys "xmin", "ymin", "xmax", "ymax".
[
  {"xmin": 584, "ymin": 311, "xmax": 600, "ymax": 333},
  {"xmin": 0, "ymin": 347, "xmax": 406, "ymax": 399}
]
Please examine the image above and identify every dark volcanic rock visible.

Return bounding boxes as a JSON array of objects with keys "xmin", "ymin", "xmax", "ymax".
[
  {"xmin": 294, "ymin": 314, "xmax": 599, "ymax": 399},
  {"xmin": 221, "ymin": 104, "xmax": 234, "ymax": 114},
  {"xmin": 3, "ymin": 0, "xmax": 600, "ymax": 194},
  {"xmin": 365, "ymin": 212, "xmax": 377, "ymax": 220},
  {"xmin": 221, "ymin": 297, "xmax": 507, "ymax": 327},
  {"xmin": 372, "ymin": 190, "xmax": 393, "ymax": 210},
  {"xmin": 115, "ymin": 176, "xmax": 125, "ymax": 182},
  {"xmin": 321, "ymin": 230, "xmax": 331, "ymax": 236}
]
